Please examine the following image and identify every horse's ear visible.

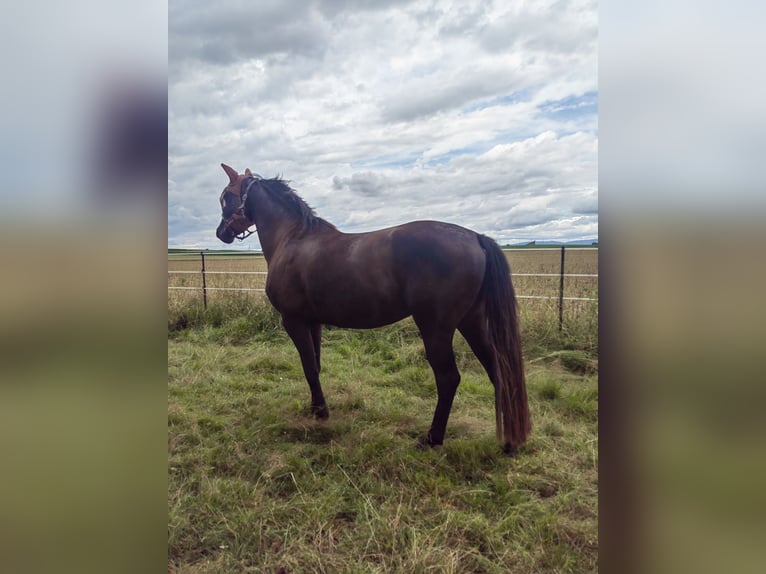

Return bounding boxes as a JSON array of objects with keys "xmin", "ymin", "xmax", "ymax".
[
  {"xmin": 221, "ymin": 163, "xmax": 239, "ymax": 184},
  {"xmin": 245, "ymin": 168, "xmax": 252, "ymax": 176}
]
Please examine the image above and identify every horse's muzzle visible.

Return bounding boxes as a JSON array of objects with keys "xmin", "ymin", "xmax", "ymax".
[{"xmin": 216, "ymin": 221, "xmax": 236, "ymax": 244}]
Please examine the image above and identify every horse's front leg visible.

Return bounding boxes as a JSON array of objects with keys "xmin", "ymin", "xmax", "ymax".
[
  {"xmin": 282, "ymin": 316, "xmax": 329, "ymax": 419},
  {"xmin": 416, "ymin": 324, "xmax": 461, "ymax": 448}
]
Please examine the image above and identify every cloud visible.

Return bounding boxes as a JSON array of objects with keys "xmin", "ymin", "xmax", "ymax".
[
  {"xmin": 169, "ymin": 1, "xmax": 331, "ymax": 67},
  {"xmin": 169, "ymin": 0, "xmax": 598, "ymax": 249},
  {"xmin": 332, "ymin": 172, "xmax": 389, "ymax": 196},
  {"xmin": 570, "ymin": 191, "xmax": 599, "ymax": 215}
]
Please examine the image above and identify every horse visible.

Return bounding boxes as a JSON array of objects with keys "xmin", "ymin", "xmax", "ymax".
[{"xmin": 215, "ymin": 163, "xmax": 530, "ymax": 454}]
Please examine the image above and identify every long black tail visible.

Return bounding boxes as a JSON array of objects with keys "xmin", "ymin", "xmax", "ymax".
[{"xmin": 477, "ymin": 234, "xmax": 531, "ymax": 451}]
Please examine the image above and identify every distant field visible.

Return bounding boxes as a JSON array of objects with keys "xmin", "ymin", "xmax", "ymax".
[{"xmin": 168, "ymin": 248, "xmax": 597, "ymax": 339}]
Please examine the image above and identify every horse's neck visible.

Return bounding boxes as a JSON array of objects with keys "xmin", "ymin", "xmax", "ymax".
[
  {"xmin": 251, "ymin": 198, "xmax": 303, "ymax": 263},
  {"xmin": 255, "ymin": 220, "xmax": 294, "ymax": 263}
]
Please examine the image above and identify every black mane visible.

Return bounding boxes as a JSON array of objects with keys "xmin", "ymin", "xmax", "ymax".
[{"xmin": 257, "ymin": 178, "xmax": 336, "ymax": 232}]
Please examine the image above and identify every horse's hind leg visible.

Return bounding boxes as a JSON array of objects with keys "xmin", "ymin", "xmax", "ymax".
[
  {"xmin": 311, "ymin": 323, "xmax": 322, "ymax": 373},
  {"xmin": 282, "ymin": 316, "xmax": 329, "ymax": 419},
  {"xmin": 416, "ymin": 321, "xmax": 461, "ymax": 447},
  {"xmin": 458, "ymin": 305, "xmax": 498, "ymax": 388}
]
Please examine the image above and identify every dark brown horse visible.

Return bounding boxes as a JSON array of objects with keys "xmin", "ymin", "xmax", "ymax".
[{"xmin": 216, "ymin": 163, "xmax": 530, "ymax": 453}]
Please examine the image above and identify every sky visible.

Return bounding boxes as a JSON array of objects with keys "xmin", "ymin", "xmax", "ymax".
[{"xmin": 169, "ymin": 0, "xmax": 597, "ymax": 250}]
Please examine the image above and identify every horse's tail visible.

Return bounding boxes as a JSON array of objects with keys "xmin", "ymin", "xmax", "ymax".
[{"xmin": 477, "ymin": 234, "xmax": 531, "ymax": 453}]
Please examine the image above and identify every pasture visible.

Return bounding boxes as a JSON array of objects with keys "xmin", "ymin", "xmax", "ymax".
[
  {"xmin": 168, "ymin": 248, "xmax": 598, "ymax": 350},
  {"xmin": 168, "ymin": 248, "xmax": 598, "ymax": 573}
]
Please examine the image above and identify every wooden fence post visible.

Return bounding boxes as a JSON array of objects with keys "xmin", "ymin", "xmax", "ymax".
[
  {"xmin": 558, "ymin": 246, "xmax": 565, "ymax": 331},
  {"xmin": 200, "ymin": 251, "xmax": 207, "ymax": 309}
]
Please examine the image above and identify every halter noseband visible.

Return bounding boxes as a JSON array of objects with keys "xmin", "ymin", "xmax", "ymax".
[{"xmin": 220, "ymin": 176, "xmax": 259, "ymax": 240}]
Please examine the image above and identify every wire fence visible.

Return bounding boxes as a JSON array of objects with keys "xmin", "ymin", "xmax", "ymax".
[{"xmin": 168, "ymin": 246, "xmax": 597, "ymax": 331}]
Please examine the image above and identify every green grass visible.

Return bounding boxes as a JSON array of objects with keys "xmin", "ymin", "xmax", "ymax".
[
  {"xmin": 168, "ymin": 303, "xmax": 597, "ymax": 573},
  {"xmin": 167, "ymin": 248, "xmax": 598, "ymax": 354}
]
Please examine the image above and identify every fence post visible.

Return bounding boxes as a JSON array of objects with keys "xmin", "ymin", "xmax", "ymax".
[
  {"xmin": 558, "ymin": 246, "xmax": 565, "ymax": 331},
  {"xmin": 200, "ymin": 251, "xmax": 208, "ymax": 309}
]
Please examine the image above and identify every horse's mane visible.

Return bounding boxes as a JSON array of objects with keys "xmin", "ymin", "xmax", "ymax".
[{"xmin": 258, "ymin": 178, "xmax": 336, "ymax": 232}]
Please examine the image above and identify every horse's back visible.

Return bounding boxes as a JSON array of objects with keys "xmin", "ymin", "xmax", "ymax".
[{"xmin": 391, "ymin": 220, "xmax": 483, "ymax": 267}]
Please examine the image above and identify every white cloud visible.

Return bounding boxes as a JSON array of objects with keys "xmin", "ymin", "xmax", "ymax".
[{"xmin": 169, "ymin": 0, "xmax": 598, "ymax": 249}]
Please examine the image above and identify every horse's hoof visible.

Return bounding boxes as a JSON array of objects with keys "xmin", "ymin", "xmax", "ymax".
[
  {"xmin": 311, "ymin": 405, "xmax": 329, "ymax": 419},
  {"xmin": 415, "ymin": 433, "xmax": 442, "ymax": 450},
  {"xmin": 503, "ymin": 442, "xmax": 519, "ymax": 457}
]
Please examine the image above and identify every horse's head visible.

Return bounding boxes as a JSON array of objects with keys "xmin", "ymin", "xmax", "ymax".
[{"xmin": 216, "ymin": 163, "xmax": 258, "ymax": 243}]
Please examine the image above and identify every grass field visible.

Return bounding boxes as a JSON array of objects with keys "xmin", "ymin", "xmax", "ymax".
[
  {"xmin": 168, "ymin": 248, "xmax": 597, "ymax": 348},
  {"xmin": 168, "ymin": 249, "xmax": 598, "ymax": 573}
]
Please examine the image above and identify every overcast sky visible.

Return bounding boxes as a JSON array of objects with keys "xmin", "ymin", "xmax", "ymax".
[{"xmin": 169, "ymin": 0, "xmax": 597, "ymax": 249}]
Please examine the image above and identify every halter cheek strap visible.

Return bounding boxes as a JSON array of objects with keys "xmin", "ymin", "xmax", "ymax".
[
  {"xmin": 239, "ymin": 176, "xmax": 259, "ymax": 213},
  {"xmin": 223, "ymin": 176, "xmax": 259, "ymax": 240}
]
